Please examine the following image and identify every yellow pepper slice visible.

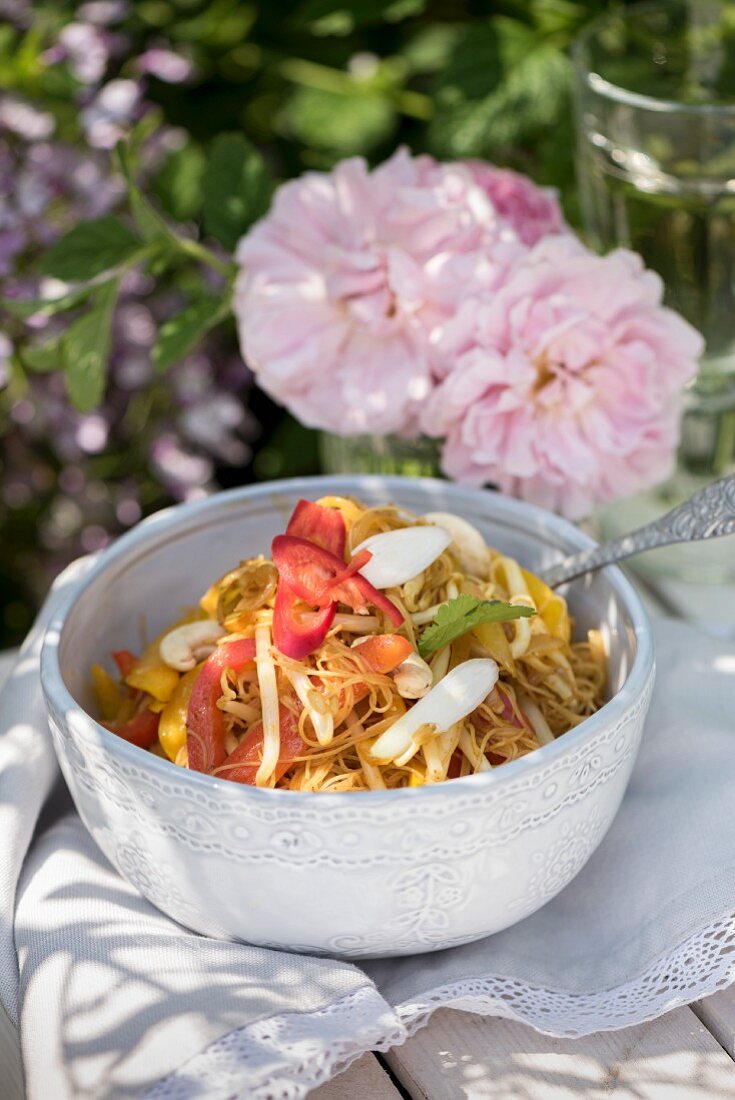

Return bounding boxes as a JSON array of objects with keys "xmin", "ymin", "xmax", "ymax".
[
  {"xmin": 125, "ymin": 608, "xmax": 204, "ymax": 703},
  {"xmin": 91, "ymin": 664, "xmax": 122, "ymax": 721},
  {"xmin": 158, "ymin": 665, "xmax": 201, "ymax": 762},
  {"xmin": 199, "ymin": 583, "xmax": 219, "ymax": 617},
  {"xmin": 521, "ymin": 569, "xmax": 570, "ymax": 643},
  {"xmin": 315, "ymin": 495, "xmax": 364, "ymax": 530},
  {"xmin": 472, "ymin": 621, "xmax": 515, "ymax": 673}
]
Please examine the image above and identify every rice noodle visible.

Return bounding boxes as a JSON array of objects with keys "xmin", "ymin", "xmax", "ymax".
[
  {"xmin": 254, "ymin": 618, "xmax": 280, "ymax": 786},
  {"xmin": 103, "ymin": 496, "xmax": 607, "ymax": 791}
]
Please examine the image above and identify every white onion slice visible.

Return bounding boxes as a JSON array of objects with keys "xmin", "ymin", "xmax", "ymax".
[
  {"xmin": 369, "ymin": 658, "xmax": 499, "ymax": 765},
  {"xmin": 352, "ymin": 526, "xmax": 451, "ymax": 589},
  {"xmin": 423, "ymin": 511, "xmax": 489, "ymax": 578}
]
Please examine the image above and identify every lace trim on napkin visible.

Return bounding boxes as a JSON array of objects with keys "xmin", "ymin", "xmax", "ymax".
[
  {"xmin": 144, "ymin": 910, "xmax": 735, "ymax": 1099},
  {"xmin": 397, "ymin": 909, "xmax": 735, "ymax": 1039},
  {"xmin": 143, "ymin": 984, "xmax": 405, "ymax": 1100}
]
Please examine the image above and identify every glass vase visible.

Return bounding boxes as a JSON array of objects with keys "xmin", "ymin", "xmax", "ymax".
[{"xmin": 572, "ymin": 0, "xmax": 735, "ymax": 582}]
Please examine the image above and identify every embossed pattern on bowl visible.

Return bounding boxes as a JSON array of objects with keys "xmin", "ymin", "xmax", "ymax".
[{"xmin": 41, "ymin": 477, "xmax": 654, "ymax": 957}]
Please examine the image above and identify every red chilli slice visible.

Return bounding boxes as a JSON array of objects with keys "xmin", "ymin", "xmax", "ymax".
[
  {"xmin": 213, "ymin": 705, "xmax": 304, "ymax": 786},
  {"xmin": 272, "ymin": 535, "xmax": 403, "ymax": 626},
  {"xmin": 186, "ymin": 638, "xmax": 256, "ymax": 773},
  {"xmin": 273, "ymin": 579, "xmax": 336, "ymax": 659}
]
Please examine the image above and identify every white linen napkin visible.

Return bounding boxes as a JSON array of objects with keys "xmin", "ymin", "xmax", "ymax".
[{"xmin": 3, "ymin": 563, "xmax": 735, "ymax": 1099}]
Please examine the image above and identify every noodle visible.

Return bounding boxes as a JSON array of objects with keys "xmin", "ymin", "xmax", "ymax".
[{"xmin": 96, "ymin": 496, "xmax": 607, "ymax": 791}]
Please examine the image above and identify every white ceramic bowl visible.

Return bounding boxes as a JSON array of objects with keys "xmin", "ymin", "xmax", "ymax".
[{"xmin": 41, "ymin": 476, "xmax": 654, "ymax": 958}]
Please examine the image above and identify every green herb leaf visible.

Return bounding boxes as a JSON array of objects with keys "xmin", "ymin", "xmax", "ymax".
[
  {"xmin": 62, "ymin": 280, "xmax": 119, "ymax": 411},
  {"xmin": 202, "ymin": 133, "xmax": 273, "ymax": 250},
  {"xmin": 152, "ymin": 294, "xmax": 227, "ymax": 371},
  {"xmin": 21, "ymin": 338, "xmax": 63, "ymax": 373},
  {"xmin": 40, "ymin": 217, "xmax": 142, "ymax": 281},
  {"xmin": 2, "ymin": 284, "xmax": 96, "ymax": 319},
  {"xmin": 418, "ymin": 594, "xmax": 535, "ymax": 658},
  {"xmin": 154, "ymin": 141, "xmax": 206, "ymax": 222},
  {"xmin": 114, "ymin": 141, "xmax": 176, "ymax": 245}
]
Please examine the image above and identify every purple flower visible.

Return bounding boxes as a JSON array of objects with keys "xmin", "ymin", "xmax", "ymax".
[
  {"xmin": 80, "ymin": 79, "xmax": 142, "ymax": 149},
  {"xmin": 136, "ymin": 48, "xmax": 194, "ymax": 84},
  {"xmin": 56, "ymin": 22, "xmax": 112, "ymax": 84}
]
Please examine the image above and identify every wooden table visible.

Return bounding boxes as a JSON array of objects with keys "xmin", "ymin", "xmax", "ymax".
[{"xmin": 1, "ymin": 581, "xmax": 734, "ymax": 1099}]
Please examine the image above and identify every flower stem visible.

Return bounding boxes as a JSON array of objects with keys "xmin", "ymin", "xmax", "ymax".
[{"xmin": 177, "ymin": 238, "xmax": 235, "ymax": 280}]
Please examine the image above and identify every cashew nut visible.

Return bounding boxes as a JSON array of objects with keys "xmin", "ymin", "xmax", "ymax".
[
  {"xmin": 159, "ymin": 620, "xmax": 226, "ymax": 671},
  {"xmin": 392, "ymin": 652, "xmax": 434, "ymax": 699}
]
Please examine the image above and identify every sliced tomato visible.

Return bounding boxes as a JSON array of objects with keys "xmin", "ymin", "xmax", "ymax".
[
  {"xmin": 286, "ymin": 498, "xmax": 345, "ymax": 557},
  {"xmin": 112, "ymin": 649, "xmax": 137, "ymax": 678},
  {"xmin": 186, "ymin": 638, "xmax": 256, "ymax": 773},
  {"xmin": 353, "ymin": 634, "xmax": 413, "ymax": 674},
  {"xmin": 272, "ymin": 535, "xmax": 403, "ymax": 626},
  {"xmin": 273, "ymin": 580, "xmax": 336, "ymax": 660},
  {"xmin": 214, "ymin": 705, "xmax": 304, "ymax": 786},
  {"xmin": 106, "ymin": 707, "xmax": 160, "ymax": 749}
]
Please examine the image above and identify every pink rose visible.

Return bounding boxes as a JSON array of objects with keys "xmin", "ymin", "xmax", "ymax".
[
  {"xmin": 423, "ymin": 236, "xmax": 703, "ymax": 519},
  {"xmin": 466, "ymin": 162, "xmax": 567, "ymax": 246},
  {"xmin": 233, "ymin": 149, "xmax": 522, "ymax": 435}
]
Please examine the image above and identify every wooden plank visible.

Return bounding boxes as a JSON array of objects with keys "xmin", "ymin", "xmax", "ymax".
[
  {"xmin": 693, "ymin": 986, "xmax": 735, "ymax": 1059},
  {"xmin": 308, "ymin": 1053, "xmax": 403, "ymax": 1099},
  {"xmin": 383, "ymin": 1007, "xmax": 735, "ymax": 1099}
]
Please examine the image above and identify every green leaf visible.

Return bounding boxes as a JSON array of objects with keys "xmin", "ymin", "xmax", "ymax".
[
  {"xmin": 152, "ymin": 294, "xmax": 226, "ymax": 371},
  {"xmin": 154, "ymin": 142, "xmax": 206, "ymax": 222},
  {"xmin": 428, "ymin": 17, "xmax": 570, "ymax": 158},
  {"xmin": 294, "ymin": 0, "xmax": 425, "ymax": 35},
  {"xmin": 62, "ymin": 280, "xmax": 119, "ymax": 412},
  {"xmin": 418, "ymin": 594, "xmax": 535, "ymax": 659},
  {"xmin": 21, "ymin": 339, "xmax": 63, "ymax": 373},
  {"xmin": 1, "ymin": 284, "xmax": 95, "ymax": 319},
  {"xmin": 114, "ymin": 141, "xmax": 175, "ymax": 244},
  {"xmin": 40, "ymin": 217, "xmax": 142, "ymax": 281},
  {"xmin": 283, "ymin": 86, "xmax": 396, "ymax": 154},
  {"xmin": 202, "ymin": 133, "xmax": 273, "ymax": 250}
]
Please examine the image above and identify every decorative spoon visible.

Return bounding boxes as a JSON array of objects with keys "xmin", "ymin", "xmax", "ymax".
[{"xmin": 541, "ymin": 473, "xmax": 735, "ymax": 589}]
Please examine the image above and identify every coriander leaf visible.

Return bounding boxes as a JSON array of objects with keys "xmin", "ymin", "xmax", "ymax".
[
  {"xmin": 40, "ymin": 217, "xmax": 142, "ymax": 281},
  {"xmin": 203, "ymin": 133, "xmax": 273, "ymax": 251},
  {"xmin": 418, "ymin": 594, "xmax": 535, "ymax": 658},
  {"xmin": 152, "ymin": 294, "xmax": 227, "ymax": 371},
  {"xmin": 62, "ymin": 279, "xmax": 119, "ymax": 411}
]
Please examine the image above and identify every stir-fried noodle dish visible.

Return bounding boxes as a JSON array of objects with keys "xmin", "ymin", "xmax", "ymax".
[{"xmin": 92, "ymin": 497, "xmax": 606, "ymax": 791}]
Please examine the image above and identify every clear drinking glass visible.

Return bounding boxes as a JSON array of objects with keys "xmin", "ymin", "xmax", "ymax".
[{"xmin": 573, "ymin": 0, "xmax": 735, "ymax": 582}]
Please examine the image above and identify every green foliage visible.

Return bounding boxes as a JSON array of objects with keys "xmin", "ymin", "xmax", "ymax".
[
  {"xmin": 202, "ymin": 133, "xmax": 273, "ymax": 249},
  {"xmin": 153, "ymin": 295, "xmax": 227, "ymax": 371},
  {"xmin": 154, "ymin": 143, "xmax": 207, "ymax": 222},
  {"xmin": 3, "ymin": 0, "xmax": 627, "ymax": 417},
  {"xmin": 428, "ymin": 17, "xmax": 572, "ymax": 158},
  {"xmin": 62, "ymin": 280, "xmax": 119, "ymax": 411},
  {"xmin": 39, "ymin": 217, "xmax": 142, "ymax": 281},
  {"xmin": 283, "ymin": 85, "xmax": 396, "ymax": 154}
]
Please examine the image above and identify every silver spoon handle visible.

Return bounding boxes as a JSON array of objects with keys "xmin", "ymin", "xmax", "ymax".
[{"xmin": 542, "ymin": 473, "xmax": 735, "ymax": 589}]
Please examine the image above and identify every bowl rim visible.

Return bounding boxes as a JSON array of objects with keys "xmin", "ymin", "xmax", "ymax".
[{"xmin": 41, "ymin": 474, "xmax": 654, "ymax": 805}]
